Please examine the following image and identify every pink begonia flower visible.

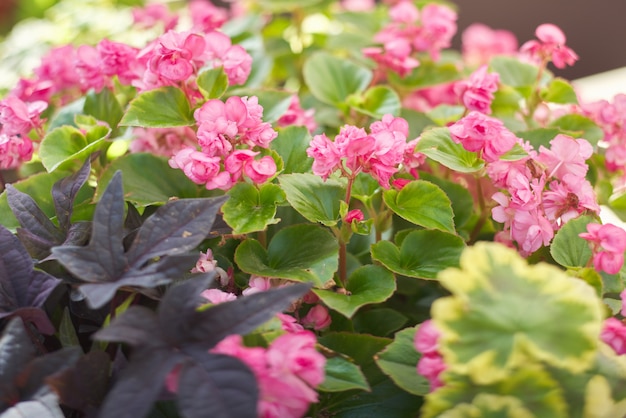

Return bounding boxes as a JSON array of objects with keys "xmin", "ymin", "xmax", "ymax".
[
  {"xmin": 189, "ymin": 0, "xmax": 228, "ymax": 33},
  {"xmin": 461, "ymin": 23, "xmax": 518, "ymax": 67},
  {"xmin": 0, "ymin": 134, "xmax": 34, "ymax": 169},
  {"xmin": 277, "ymin": 313, "xmax": 305, "ymax": 333},
  {"xmin": 511, "ymin": 209, "xmax": 554, "ymax": 256},
  {"xmin": 132, "ymin": 3, "xmax": 178, "ymax": 31},
  {"xmin": 448, "ymin": 111, "xmax": 518, "ymax": 162},
  {"xmin": 301, "ymin": 305, "xmax": 332, "ymax": 330},
  {"xmin": 601, "ymin": 318, "xmax": 626, "ymax": 355},
  {"xmin": 224, "ymin": 149, "xmax": 258, "ymax": 181},
  {"xmin": 455, "ymin": 65, "xmax": 500, "ymax": 114},
  {"xmin": 266, "ymin": 332, "xmax": 326, "ymax": 387},
  {"xmin": 244, "ymin": 156, "xmax": 277, "ymax": 184},
  {"xmin": 362, "ymin": 38, "xmax": 420, "ymax": 78},
  {"xmin": 130, "ymin": 126, "xmax": 197, "ymax": 156},
  {"xmin": 75, "ymin": 45, "xmax": 106, "ymax": 92},
  {"xmin": 414, "ymin": 320, "xmax": 440, "ymax": 355},
  {"xmin": 306, "ymin": 133, "xmax": 341, "ymax": 180},
  {"xmin": 277, "ymin": 95, "xmax": 317, "ymax": 133},
  {"xmin": 23, "ymin": 45, "xmax": 80, "ymax": 103},
  {"xmin": 168, "ymin": 147, "xmax": 221, "ymax": 185},
  {"xmin": 344, "ymin": 209, "xmax": 364, "ymax": 224},
  {"xmin": 204, "ymin": 31, "xmax": 252, "ymax": 85},
  {"xmin": 341, "ymin": 0, "xmax": 376, "ymax": 11},
  {"xmin": 580, "ymin": 223, "xmax": 626, "ymax": 274},
  {"xmin": 413, "ymin": 4, "xmax": 457, "ymax": 61},
  {"xmin": 392, "ymin": 178, "xmax": 412, "ymax": 190},
  {"xmin": 242, "ymin": 276, "xmax": 273, "ymax": 296},
  {"xmin": 536, "ymin": 134, "xmax": 593, "ymax": 180},
  {"xmin": 543, "ymin": 175, "xmax": 599, "ymax": 227},
  {"xmin": 0, "ymin": 95, "xmax": 47, "ymax": 136},
  {"xmin": 200, "ymin": 288, "xmax": 237, "ymax": 304},
  {"xmin": 148, "ymin": 31, "xmax": 207, "ymax": 82},
  {"xmin": 520, "ymin": 23, "xmax": 578, "ymax": 69},
  {"xmin": 97, "ymin": 39, "xmax": 141, "ymax": 85},
  {"xmin": 403, "ymin": 82, "xmax": 460, "ymax": 113},
  {"xmin": 191, "ymin": 249, "xmax": 230, "ymax": 286}
]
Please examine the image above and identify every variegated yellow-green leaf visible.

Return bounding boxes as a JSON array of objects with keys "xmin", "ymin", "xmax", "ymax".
[{"xmin": 432, "ymin": 242, "xmax": 603, "ymax": 385}]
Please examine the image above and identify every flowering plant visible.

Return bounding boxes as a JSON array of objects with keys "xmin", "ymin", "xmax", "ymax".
[{"xmin": 2, "ymin": 0, "xmax": 626, "ymax": 416}]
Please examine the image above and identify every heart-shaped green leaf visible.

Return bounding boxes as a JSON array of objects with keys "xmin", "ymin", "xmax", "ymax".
[
  {"xmin": 375, "ymin": 326, "xmax": 430, "ymax": 396},
  {"xmin": 314, "ymin": 265, "xmax": 396, "ymax": 318},
  {"xmin": 550, "ymin": 215, "xmax": 594, "ymax": 269},
  {"xmin": 416, "ymin": 127, "xmax": 485, "ymax": 173},
  {"xmin": 303, "ymin": 52, "xmax": 372, "ymax": 107},
  {"xmin": 540, "ymin": 78, "xmax": 579, "ymax": 105},
  {"xmin": 371, "ymin": 229, "xmax": 465, "ymax": 279},
  {"xmin": 235, "ymin": 224, "xmax": 338, "ymax": 288},
  {"xmin": 383, "ymin": 180, "xmax": 455, "ymax": 233},
  {"xmin": 352, "ymin": 86, "xmax": 401, "ymax": 118},
  {"xmin": 319, "ymin": 356, "xmax": 370, "ymax": 392},
  {"xmin": 222, "ymin": 183, "xmax": 285, "ymax": 235},
  {"xmin": 197, "ymin": 67, "xmax": 229, "ymax": 99},
  {"xmin": 279, "ymin": 173, "xmax": 345, "ymax": 227},
  {"xmin": 39, "ymin": 125, "xmax": 111, "ymax": 173},
  {"xmin": 120, "ymin": 86, "xmax": 194, "ymax": 128},
  {"xmin": 270, "ymin": 126, "xmax": 313, "ymax": 174}
]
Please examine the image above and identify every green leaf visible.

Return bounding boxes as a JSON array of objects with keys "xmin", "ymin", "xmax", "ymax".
[
  {"xmin": 235, "ymin": 224, "xmax": 338, "ymax": 288},
  {"xmin": 222, "ymin": 183, "xmax": 285, "ymax": 235},
  {"xmin": 270, "ymin": 126, "xmax": 312, "ymax": 174},
  {"xmin": 96, "ymin": 153, "xmax": 201, "ymax": 206},
  {"xmin": 227, "ymin": 88, "xmax": 293, "ymax": 123},
  {"xmin": 416, "ymin": 127, "xmax": 485, "ymax": 173},
  {"xmin": 548, "ymin": 114, "xmax": 604, "ymax": 145},
  {"xmin": 516, "ymin": 128, "xmax": 560, "ymax": 150},
  {"xmin": 353, "ymin": 308, "xmax": 407, "ymax": 337},
  {"xmin": 47, "ymin": 97, "xmax": 86, "ymax": 130},
  {"xmin": 383, "ymin": 180, "xmax": 455, "ymax": 233},
  {"xmin": 303, "ymin": 52, "xmax": 372, "ymax": 107},
  {"xmin": 39, "ymin": 125, "xmax": 111, "ymax": 172},
  {"xmin": 375, "ymin": 326, "xmax": 430, "ymax": 396},
  {"xmin": 319, "ymin": 356, "xmax": 371, "ymax": 392},
  {"xmin": 433, "ymin": 242, "xmax": 603, "ymax": 385},
  {"xmin": 401, "ymin": 108, "xmax": 436, "ymax": 140},
  {"xmin": 371, "ymin": 229, "xmax": 464, "ymax": 279},
  {"xmin": 279, "ymin": 173, "xmax": 345, "ymax": 226},
  {"xmin": 314, "ymin": 265, "xmax": 396, "ymax": 318},
  {"xmin": 499, "ymin": 143, "xmax": 528, "ymax": 161},
  {"xmin": 197, "ymin": 67, "xmax": 229, "ymax": 99},
  {"xmin": 540, "ymin": 78, "xmax": 579, "ymax": 105},
  {"xmin": 550, "ymin": 215, "xmax": 594, "ymax": 268},
  {"xmin": 83, "ymin": 87, "xmax": 124, "ymax": 131},
  {"xmin": 352, "ymin": 86, "xmax": 401, "ymax": 118},
  {"xmin": 489, "ymin": 56, "xmax": 539, "ymax": 89},
  {"xmin": 418, "ymin": 172, "xmax": 474, "ymax": 229},
  {"xmin": 388, "ymin": 61, "xmax": 460, "ymax": 89},
  {"xmin": 119, "ymin": 86, "xmax": 194, "ymax": 128},
  {"xmin": 427, "ymin": 105, "xmax": 465, "ymax": 127}
]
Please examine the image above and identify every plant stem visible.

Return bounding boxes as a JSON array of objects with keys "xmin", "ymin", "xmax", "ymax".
[
  {"xmin": 469, "ymin": 175, "xmax": 488, "ymax": 244},
  {"xmin": 257, "ymin": 229, "xmax": 267, "ymax": 248},
  {"xmin": 338, "ymin": 240, "xmax": 347, "ymax": 287}
]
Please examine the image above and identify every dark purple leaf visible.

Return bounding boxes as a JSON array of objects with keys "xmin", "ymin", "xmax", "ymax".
[
  {"xmin": 0, "ymin": 226, "xmax": 60, "ymax": 333},
  {"xmin": 126, "ymin": 196, "xmax": 228, "ymax": 266},
  {"xmin": 6, "ymin": 185, "xmax": 64, "ymax": 245},
  {"xmin": 185, "ymin": 282, "xmax": 312, "ymax": 348},
  {"xmin": 52, "ymin": 158, "xmax": 91, "ymax": 232},
  {"xmin": 62, "ymin": 222, "xmax": 91, "ymax": 247},
  {"xmin": 0, "ymin": 318, "xmax": 35, "ymax": 396},
  {"xmin": 92, "ymin": 306, "xmax": 164, "ymax": 349},
  {"xmin": 177, "ymin": 354, "xmax": 258, "ymax": 418},
  {"xmin": 97, "ymin": 348, "xmax": 182, "ymax": 418},
  {"xmin": 45, "ymin": 350, "xmax": 110, "ymax": 413},
  {"xmin": 14, "ymin": 229, "xmax": 56, "ymax": 262},
  {"xmin": 18, "ymin": 347, "xmax": 81, "ymax": 400}
]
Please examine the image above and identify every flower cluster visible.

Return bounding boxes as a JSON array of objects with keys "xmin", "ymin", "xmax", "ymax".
[
  {"xmin": 0, "ymin": 95, "xmax": 46, "ymax": 169},
  {"xmin": 454, "ymin": 65, "xmax": 500, "ymax": 114},
  {"xmin": 414, "ymin": 320, "xmax": 445, "ymax": 391},
  {"xmin": 461, "ymin": 23, "xmax": 518, "ymax": 67},
  {"xmin": 579, "ymin": 223, "xmax": 626, "ymax": 274},
  {"xmin": 307, "ymin": 114, "xmax": 415, "ymax": 188},
  {"xmin": 520, "ymin": 23, "xmax": 578, "ymax": 69},
  {"xmin": 169, "ymin": 96, "xmax": 278, "ymax": 190},
  {"xmin": 363, "ymin": 1, "xmax": 457, "ymax": 77}
]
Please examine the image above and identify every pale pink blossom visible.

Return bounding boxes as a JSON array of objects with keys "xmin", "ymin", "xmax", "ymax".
[
  {"xmin": 341, "ymin": 0, "xmax": 376, "ymax": 11},
  {"xmin": 277, "ymin": 313, "xmax": 305, "ymax": 333},
  {"xmin": 0, "ymin": 95, "xmax": 47, "ymax": 136},
  {"xmin": 601, "ymin": 318, "xmax": 626, "ymax": 355},
  {"xmin": 455, "ymin": 65, "xmax": 500, "ymax": 114},
  {"xmin": 204, "ymin": 31, "xmax": 252, "ymax": 85},
  {"xmin": 242, "ymin": 276, "xmax": 273, "ymax": 296},
  {"xmin": 244, "ymin": 156, "xmax": 277, "ymax": 184},
  {"xmin": 201, "ymin": 288, "xmax": 237, "ymax": 304},
  {"xmin": 414, "ymin": 320, "xmax": 440, "ymax": 354},
  {"xmin": 414, "ymin": 4, "xmax": 457, "ymax": 61},
  {"xmin": 130, "ymin": 127, "xmax": 197, "ymax": 156},
  {"xmin": 266, "ymin": 332, "xmax": 326, "ymax": 387},
  {"xmin": 448, "ymin": 111, "xmax": 518, "ymax": 162},
  {"xmin": 301, "ymin": 305, "xmax": 332, "ymax": 330},
  {"xmin": 191, "ymin": 249, "xmax": 230, "ymax": 286},
  {"xmin": 0, "ymin": 134, "xmax": 34, "ymax": 169},
  {"xmin": 414, "ymin": 320, "xmax": 446, "ymax": 391},
  {"xmin": 132, "ymin": 3, "xmax": 178, "ymax": 31},
  {"xmin": 148, "ymin": 31, "xmax": 207, "ymax": 82},
  {"xmin": 277, "ymin": 96, "xmax": 317, "ymax": 133},
  {"xmin": 510, "ymin": 209, "xmax": 554, "ymax": 256},
  {"xmin": 536, "ymin": 134, "xmax": 593, "ymax": 180},
  {"xmin": 362, "ymin": 38, "xmax": 420, "ymax": 78},
  {"xmin": 520, "ymin": 23, "xmax": 578, "ymax": 69},
  {"xmin": 189, "ymin": 0, "xmax": 228, "ymax": 33},
  {"xmin": 306, "ymin": 133, "xmax": 341, "ymax": 179},
  {"xmin": 168, "ymin": 147, "xmax": 221, "ymax": 185},
  {"xmin": 580, "ymin": 223, "xmax": 626, "ymax": 274},
  {"xmin": 462, "ymin": 23, "xmax": 518, "ymax": 67},
  {"xmin": 224, "ymin": 149, "xmax": 258, "ymax": 182}
]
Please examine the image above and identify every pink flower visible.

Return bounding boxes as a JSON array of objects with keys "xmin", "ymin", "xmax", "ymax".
[
  {"xmin": 168, "ymin": 147, "xmax": 221, "ymax": 185},
  {"xmin": 244, "ymin": 156, "xmax": 277, "ymax": 184},
  {"xmin": 204, "ymin": 31, "xmax": 252, "ymax": 85},
  {"xmin": 510, "ymin": 209, "xmax": 554, "ymax": 256},
  {"xmin": 0, "ymin": 95, "xmax": 47, "ymax": 136},
  {"xmin": 0, "ymin": 134, "xmax": 34, "ymax": 169},
  {"xmin": 130, "ymin": 126, "xmax": 197, "ymax": 156},
  {"xmin": 242, "ymin": 276, "xmax": 273, "ymax": 296},
  {"xmin": 200, "ymin": 288, "xmax": 237, "ymax": 304},
  {"xmin": 75, "ymin": 45, "xmax": 106, "ymax": 92},
  {"xmin": 266, "ymin": 332, "xmax": 326, "ymax": 387},
  {"xmin": 362, "ymin": 38, "xmax": 420, "ymax": 78},
  {"xmin": 580, "ymin": 223, "xmax": 626, "ymax": 274},
  {"xmin": 148, "ymin": 31, "xmax": 207, "ymax": 82},
  {"xmin": 462, "ymin": 23, "xmax": 518, "ymax": 67},
  {"xmin": 417, "ymin": 353, "xmax": 446, "ymax": 390},
  {"xmin": 414, "ymin": 4, "xmax": 457, "ymax": 61},
  {"xmin": 621, "ymin": 289, "xmax": 626, "ymax": 317},
  {"xmin": 448, "ymin": 111, "xmax": 518, "ymax": 162},
  {"xmin": 520, "ymin": 23, "xmax": 578, "ymax": 69},
  {"xmin": 132, "ymin": 3, "xmax": 178, "ymax": 31},
  {"xmin": 277, "ymin": 313, "xmax": 305, "ymax": 333},
  {"xmin": 601, "ymin": 318, "xmax": 626, "ymax": 355},
  {"xmin": 189, "ymin": 0, "xmax": 228, "ymax": 33},
  {"xmin": 306, "ymin": 133, "xmax": 341, "ymax": 179},
  {"xmin": 341, "ymin": 0, "xmax": 376, "ymax": 11},
  {"xmin": 536, "ymin": 134, "xmax": 593, "ymax": 180},
  {"xmin": 344, "ymin": 209, "xmax": 364, "ymax": 224},
  {"xmin": 455, "ymin": 65, "xmax": 500, "ymax": 114},
  {"xmin": 224, "ymin": 149, "xmax": 258, "ymax": 182},
  {"xmin": 414, "ymin": 320, "xmax": 440, "ymax": 355},
  {"xmin": 97, "ymin": 39, "xmax": 140, "ymax": 85},
  {"xmin": 277, "ymin": 95, "xmax": 317, "ymax": 133},
  {"xmin": 301, "ymin": 305, "xmax": 332, "ymax": 330}
]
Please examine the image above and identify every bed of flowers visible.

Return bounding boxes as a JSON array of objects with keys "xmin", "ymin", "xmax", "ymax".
[{"xmin": 3, "ymin": 0, "xmax": 626, "ymax": 416}]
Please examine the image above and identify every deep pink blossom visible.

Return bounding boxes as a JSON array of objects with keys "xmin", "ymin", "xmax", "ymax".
[
  {"xmin": 306, "ymin": 133, "xmax": 341, "ymax": 180},
  {"xmin": 461, "ymin": 23, "xmax": 518, "ymax": 66},
  {"xmin": 344, "ymin": 209, "xmax": 364, "ymax": 224},
  {"xmin": 601, "ymin": 318, "xmax": 626, "ymax": 355},
  {"xmin": 414, "ymin": 320, "xmax": 446, "ymax": 391},
  {"xmin": 148, "ymin": 31, "xmax": 207, "ymax": 82},
  {"xmin": 448, "ymin": 111, "xmax": 518, "ymax": 162},
  {"xmin": 520, "ymin": 23, "xmax": 578, "ymax": 69},
  {"xmin": 277, "ymin": 95, "xmax": 317, "ymax": 133},
  {"xmin": 97, "ymin": 39, "xmax": 141, "ymax": 85},
  {"xmin": 455, "ymin": 65, "xmax": 500, "ymax": 114},
  {"xmin": 75, "ymin": 45, "xmax": 106, "ymax": 92},
  {"xmin": 580, "ymin": 223, "xmax": 626, "ymax": 274},
  {"xmin": 0, "ymin": 95, "xmax": 47, "ymax": 136},
  {"xmin": 414, "ymin": 320, "xmax": 440, "ymax": 355},
  {"xmin": 277, "ymin": 313, "xmax": 305, "ymax": 333},
  {"xmin": 301, "ymin": 305, "xmax": 332, "ymax": 330},
  {"xmin": 414, "ymin": 4, "xmax": 457, "ymax": 61},
  {"xmin": 0, "ymin": 134, "xmax": 34, "ymax": 169}
]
